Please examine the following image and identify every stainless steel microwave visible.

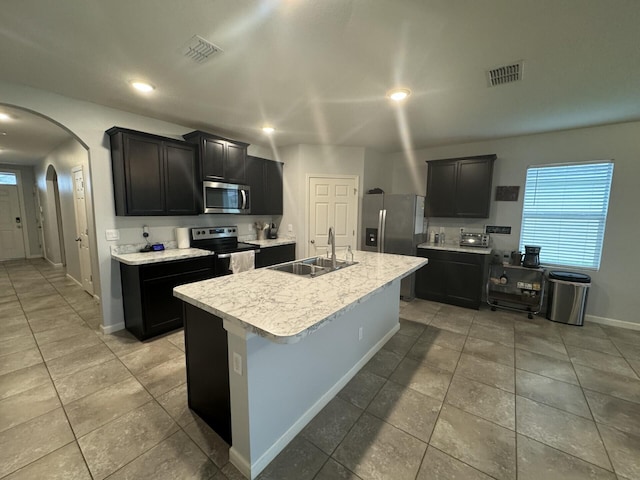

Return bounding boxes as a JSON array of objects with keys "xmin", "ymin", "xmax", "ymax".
[{"xmin": 202, "ymin": 181, "xmax": 251, "ymax": 214}]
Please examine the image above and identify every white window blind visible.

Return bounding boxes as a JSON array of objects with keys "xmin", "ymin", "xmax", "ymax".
[{"xmin": 519, "ymin": 161, "xmax": 614, "ymax": 270}]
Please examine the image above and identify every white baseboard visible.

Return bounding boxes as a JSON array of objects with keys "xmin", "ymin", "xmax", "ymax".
[
  {"xmin": 236, "ymin": 323, "xmax": 401, "ymax": 480},
  {"xmin": 586, "ymin": 314, "xmax": 640, "ymax": 331},
  {"xmin": 101, "ymin": 321, "xmax": 125, "ymax": 335},
  {"xmin": 27, "ymin": 254, "xmax": 43, "ymax": 259},
  {"xmin": 65, "ymin": 274, "xmax": 82, "ymax": 287},
  {"xmin": 45, "ymin": 258, "xmax": 64, "ymax": 268}
]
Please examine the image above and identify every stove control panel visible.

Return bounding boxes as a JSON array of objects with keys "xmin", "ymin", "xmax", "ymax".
[{"xmin": 191, "ymin": 226, "xmax": 238, "ymax": 240}]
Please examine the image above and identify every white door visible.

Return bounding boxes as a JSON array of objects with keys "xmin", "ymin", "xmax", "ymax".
[
  {"xmin": 308, "ymin": 176, "xmax": 358, "ymax": 257},
  {"xmin": 73, "ymin": 167, "xmax": 94, "ymax": 295},
  {"xmin": 0, "ymin": 185, "xmax": 26, "ymax": 260}
]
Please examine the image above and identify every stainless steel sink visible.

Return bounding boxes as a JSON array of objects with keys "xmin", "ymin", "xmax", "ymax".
[{"xmin": 268, "ymin": 257, "xmax": 357, "ymax": 277}]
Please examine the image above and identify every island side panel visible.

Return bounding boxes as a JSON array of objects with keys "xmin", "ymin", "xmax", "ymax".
[{"xmin": 228, "ymin": 280, "xmax": 401, "ymax": 479}]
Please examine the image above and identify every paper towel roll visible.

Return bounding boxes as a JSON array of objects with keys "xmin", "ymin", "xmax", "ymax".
[{"xmin": 175, "ymin": 228, "xmax": 190, "ymax": 249}]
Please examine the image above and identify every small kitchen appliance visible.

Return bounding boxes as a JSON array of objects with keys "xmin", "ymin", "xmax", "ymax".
[
  {"xmin": 523, "ymin": 245, "xmax": 541, "ymax": 268},
  {"xmin": 510, "ymin": 251, "xmax": 523, "ymax": 266},
  {"xmin": 268, "ymin": 223, "xmax": 278, "ymax": 239},
  {"xmin": 202, "ymin": 181, "xmax": 251, "ymax": 214},
  {"xmin": 459, "ymin": 232, "xmax": 490, "ymax": 248}
]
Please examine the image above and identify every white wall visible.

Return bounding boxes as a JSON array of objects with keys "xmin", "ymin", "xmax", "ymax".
[
  {"xmin": 388, "ymin": 121, "xmax": 640, "ymax": 326},
  {"xmin": 280, "ymin": 144, "xmax": 366, "ymax": 258}
]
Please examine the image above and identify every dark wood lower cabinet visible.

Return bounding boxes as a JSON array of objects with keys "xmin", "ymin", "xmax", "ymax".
[
  {"xmin": 120, "ymin": 257, "xmax": 215, "ymax": 340},
  {"xmin": 415, "ymin": 248, "xmax": 488, "ymax": 309},
  {"xmin": 255, "ymin": 243, "xmax": 295, "ymax": 268},
  {"xmin": 183, "ymin": 303, "xmax": 231, "ymax": 444}
]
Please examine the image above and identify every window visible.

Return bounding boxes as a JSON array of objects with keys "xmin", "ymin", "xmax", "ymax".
[
  {"xmin": 519, "ymin": 161, "xmax": 614, "ymax": 270},
  {"xmin": 0, "ymin": 172, "xmax": 17, "ymax": 185}
]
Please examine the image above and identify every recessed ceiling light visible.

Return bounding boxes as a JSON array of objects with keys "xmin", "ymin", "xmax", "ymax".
[
  {"xmin": 262, "ymin": 126, "xmax": 275, "ymax": 134},
  {"xmin": 387, "ymin": 88, "xmax": 411, "ymax": 102},
  {"xmin": 0, "ymin": 131, "xmax": 7, "ymax": 135},
  {"xmin": 0, "ymin": 113, "xmax": 12, "ymax": 121},
  {"xmin": 130, "ymin": 81, "xmax": 155, "ymax": 93}
]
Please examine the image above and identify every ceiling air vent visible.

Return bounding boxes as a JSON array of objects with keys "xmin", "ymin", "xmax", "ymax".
[
  {"xmin": 487, "ymin": 61, "xmax": 523, "ymax": 87},
  {"xmin": 182, "ymin": 35, "xmax": 223, "ymax": 64}
]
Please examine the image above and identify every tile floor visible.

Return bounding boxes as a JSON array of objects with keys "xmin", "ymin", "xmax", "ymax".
[{"xmin": 1, "ymin": 258, "xmax": 640, "ymax": 479}]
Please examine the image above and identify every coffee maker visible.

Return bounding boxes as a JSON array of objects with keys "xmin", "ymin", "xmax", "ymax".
[{"xmin": 523, "ymin": 245, "xmax": 541, "ymax": 268}]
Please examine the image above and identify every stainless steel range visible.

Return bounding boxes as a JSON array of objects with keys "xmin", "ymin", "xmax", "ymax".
[{"xmin": 190, "ymin": 226, "xmax": 260, "ymax": 276}]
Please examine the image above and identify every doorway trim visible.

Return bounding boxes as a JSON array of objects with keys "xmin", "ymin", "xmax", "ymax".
[
  {"xmin": 0, "ymin": 168, "xmax": 32, "ymax": 258},
  {"xmin": 305, "ymin": 174, "xmax": 360, "ymax": 258}
]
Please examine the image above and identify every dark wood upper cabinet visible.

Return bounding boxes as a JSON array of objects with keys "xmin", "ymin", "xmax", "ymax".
[
  {"xmin": 183, "ymin": 131, "xmax": 249, "ymax": 184},
  {"xmin": 426, "ymin": 154, "xmax": 496, "ymax": 218},
  {"xmin": 108, "ymin": 127, "xmax": 198, "ymax": 216},
  {"xmin": 246, "ymin": 156, "xmax": 284, "ymax": 215}
]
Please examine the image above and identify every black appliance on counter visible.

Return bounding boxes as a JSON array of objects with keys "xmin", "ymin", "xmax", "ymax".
[
  {"xmin": 523, "ymin": 245, "xmax": 541, "ymax": 268},
  {"xmin": 190, "ymin": 226, "xmax": 260, "ymax": 275}
]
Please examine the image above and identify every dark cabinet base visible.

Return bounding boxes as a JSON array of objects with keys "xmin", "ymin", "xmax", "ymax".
[
  {"xmin": 415, "ymin": 248, "xmax": 488, "ymax": 309},
  {"xmin": 120, "ymin": 257, "xmax": 215, "ymax": 340},
  {"xmin": 255, "ymin": 243, "xmax": 295, "ymax": 268},
  {"xmin": 183, "ymin": 303, "xmax": 231, "ymax": 444}
]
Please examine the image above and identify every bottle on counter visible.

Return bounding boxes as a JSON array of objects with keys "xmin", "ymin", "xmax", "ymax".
[{"xmin": 429, "ymin": 230, "xmax": 435, "ymax": 243}]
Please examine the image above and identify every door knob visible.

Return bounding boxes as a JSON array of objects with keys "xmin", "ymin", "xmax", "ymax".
[
  {"xmin": 75, "ymin": 237, "xmax": 82, "ymax": 242},
  {"xmin": 310, "ymin": 240, "xmax": 315, "ymax": 244}
]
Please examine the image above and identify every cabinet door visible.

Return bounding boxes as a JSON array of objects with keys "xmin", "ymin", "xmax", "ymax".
[
  {"xmin": 255, "ymin": 244, "xmax": 295, "ymax": 268},
  {"xmin": 225, "ymin": 143, "xmax": 247, "ymax": 184},
  {"xmin": 445, "ymin": 261, "xmax": 483, "ymax": 308},
  {"xmin": 141, "ymin": 268, "xmax": 214, "ymax": 338},
  {"xmin": 265, "ymin": 160, "xmax": 284, "ymax": 215},
  {"xmin": 202, "ymin": 138, "xmax": 225, "ymax": 180},
  {"xmin": 123, "ymin": 134, "xmax": 165, "ymax": 215},
  {"xmin": 456, "ymin": 158, "xmax": 494, "ymax": 218},
  {"xmin": 164, "ymin": 142, "xmax": 199, "ymax": 215},
  {"xmin": 426, "ymin": 161, "xmax": 457, "ymax": 217},
  {"xmin": 246, "ymin": 156, "xmax": 266, "ymax": 215},
  {"xmin": 415, "ymin": 258, "xmax": 448, "ymax": 301}
]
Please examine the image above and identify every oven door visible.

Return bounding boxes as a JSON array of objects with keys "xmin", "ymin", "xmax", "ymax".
[
  {"xmin": 203, "ymin": 181, "xmax": 251, "ymax": 214},
  {"xmin": 214, "ymin": 249, "xmax": 260, "ymax": 276}
]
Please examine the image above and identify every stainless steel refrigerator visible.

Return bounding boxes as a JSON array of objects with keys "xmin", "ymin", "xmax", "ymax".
[{"xmin": 361, "ymin": 194, "xmax": 426, "ymax": 299}]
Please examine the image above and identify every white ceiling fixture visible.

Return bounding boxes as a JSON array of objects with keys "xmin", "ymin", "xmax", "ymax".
[
  {"xmin": 487, "ymin": 61, "xmax": 524, "ymax": 87},
  {"xmin": 387, "ymin": 88, "xmax": 411, "ymax": 102},
  {"xmin": 182, "ymin": 35, "xmax": 223, "ymax": 64},
  {"xmin": 262, "ymin": 126, "xmax": 275, "ymax": 134},
  {"xmin": 0, "ymin": 113, "xmax": 12, "ymax": 121},
  {"xmin": 130, "ymin": 81, "xmax": 155, "ymax": 93}
]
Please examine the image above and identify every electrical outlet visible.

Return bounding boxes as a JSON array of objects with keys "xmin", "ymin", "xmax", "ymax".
[
  {"xmin": 358, "ymin": 326, "xmax": 363, "ymax": 341},
  {"xmin": 288, "ymin": 224, "xmax": 293, "ymax": 233},
  {"xmin": 232, "ymin": 352, "xmax": 243, "ymax": 375}
]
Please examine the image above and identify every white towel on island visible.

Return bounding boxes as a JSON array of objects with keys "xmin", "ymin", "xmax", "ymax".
[{"xmin": 230, "ymin": 250, "xmax": 255, "ymax": 274}]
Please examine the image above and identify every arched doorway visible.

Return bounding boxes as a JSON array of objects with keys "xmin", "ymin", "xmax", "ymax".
[{"xmin": 43, "ymin": 165, "xmax": 66, "ymax": 266}]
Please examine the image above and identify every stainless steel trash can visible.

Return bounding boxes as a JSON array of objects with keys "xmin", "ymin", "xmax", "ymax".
[{"xmin": 546, "ymin": 271, "xmax": 591, "ymax": 326}]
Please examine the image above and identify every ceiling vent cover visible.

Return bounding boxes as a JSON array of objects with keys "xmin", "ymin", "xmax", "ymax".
[
  {"xmin": 182, "ymin": 35, "xmax": 223, "ymax": 63},
  {"xmin": 487, "ymin": 61, "xmax": 523, "ymax": 87}
]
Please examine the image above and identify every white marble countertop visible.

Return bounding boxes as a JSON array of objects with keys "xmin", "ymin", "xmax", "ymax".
[
  {"xmin": 111, "ymin": 248, "xmax": 213, "ymax": 265},
  {"xmin": 174, "ymin": 250, "xmax": 427, "ymax": 344},
  {"xmin": 245, "ymin": 238, "xmax": 296, "ymax": 247},
  {"xmin": 417, "ymin": 242, "xmax": 493, "ymax": 255}
]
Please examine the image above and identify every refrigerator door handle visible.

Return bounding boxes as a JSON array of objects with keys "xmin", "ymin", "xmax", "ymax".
[
  {"xmin": 377, "ymin": 209, "xmax": 384, "ymax": 253},
  {"xmin": 381, "ymin": 209, "xmax": 387, "ymax": 253}
]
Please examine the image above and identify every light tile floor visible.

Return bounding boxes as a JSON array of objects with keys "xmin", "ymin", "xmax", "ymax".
[{"xmin": 1, "ymin": 258, "xmax": 640, "ymax": 479}]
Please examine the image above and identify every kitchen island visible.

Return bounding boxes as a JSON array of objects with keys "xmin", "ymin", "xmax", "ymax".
[{"xmin": 174, "ymin": 250, "xmax": 427, "ymax": 479}]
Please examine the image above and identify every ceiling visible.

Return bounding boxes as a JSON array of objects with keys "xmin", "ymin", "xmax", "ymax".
[{"xmin": 1, "ymin": 0, "xmax": 639, "ymax": 161}]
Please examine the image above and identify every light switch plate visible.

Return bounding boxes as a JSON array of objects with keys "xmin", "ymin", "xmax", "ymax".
[{"xmin": 105, "ymin": 229, "xmax": 120, "ymax": 241}]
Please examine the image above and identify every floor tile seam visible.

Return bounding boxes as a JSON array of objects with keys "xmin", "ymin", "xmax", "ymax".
[
  {"xmin": 121, "ymin": 350, "xmax": 187, "ymax": 378},
  {"xmin": 513, "ymin": 388, "xmax": 592, "ymax": 420},
  {"xmin": 465, "ymin": 332, "xmax": 515, "ymax": 349},
  {"xmin": 45, "ymin": 351, "xmax": 116, "ymax": 383},
  {"xmin": 426, "ymin": 445, "xmax": 502, "ymax": 480},
  {"xmin": 452, "ymin": 368, "xmax": 515, "ymax": 395},
  {"xmin": 383, "ymin": 376, "xmax": 448, "ymax": 406},
  {"xmin": 34, "ymin": 329, "xmax": 103, "ymax": 351},
  {"xmin": 513, "ymin": 366, "xmax": 580, "ymax": 388},
  {"xmin": 441, "ymin": 393, "xmax": 516, "ymax": 432},
  {"xmin": 592, "ymin": 417, "xmax": 640, "ymax": 441},
  {"xmin": 175, "ymin": 415, "xmax": 231, "ymax": 470},
  {"xmin": 423, "ymin": 327, "xmax": 469, "ymax": 448},
  {"xmin": 313, "ymin": 457, "xmax": 358, "ymax": 480},
  {"xmin": 568, "ymin": 356, "xmax": 640, "ymax": 381},
  {"xmin": 0, "ymin": 438, "xmax": 80, "ymax": 479},
  {"xmin": 516, "ymin": 430, "xmax": 616, "ymax": 474},
  {"xmin": 513, "ymin": 344, "xmax": 570, "ymax": 363},
  {"xmin": 566, "ymin": 342, "xmax": 637, "ymax": 362}
]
